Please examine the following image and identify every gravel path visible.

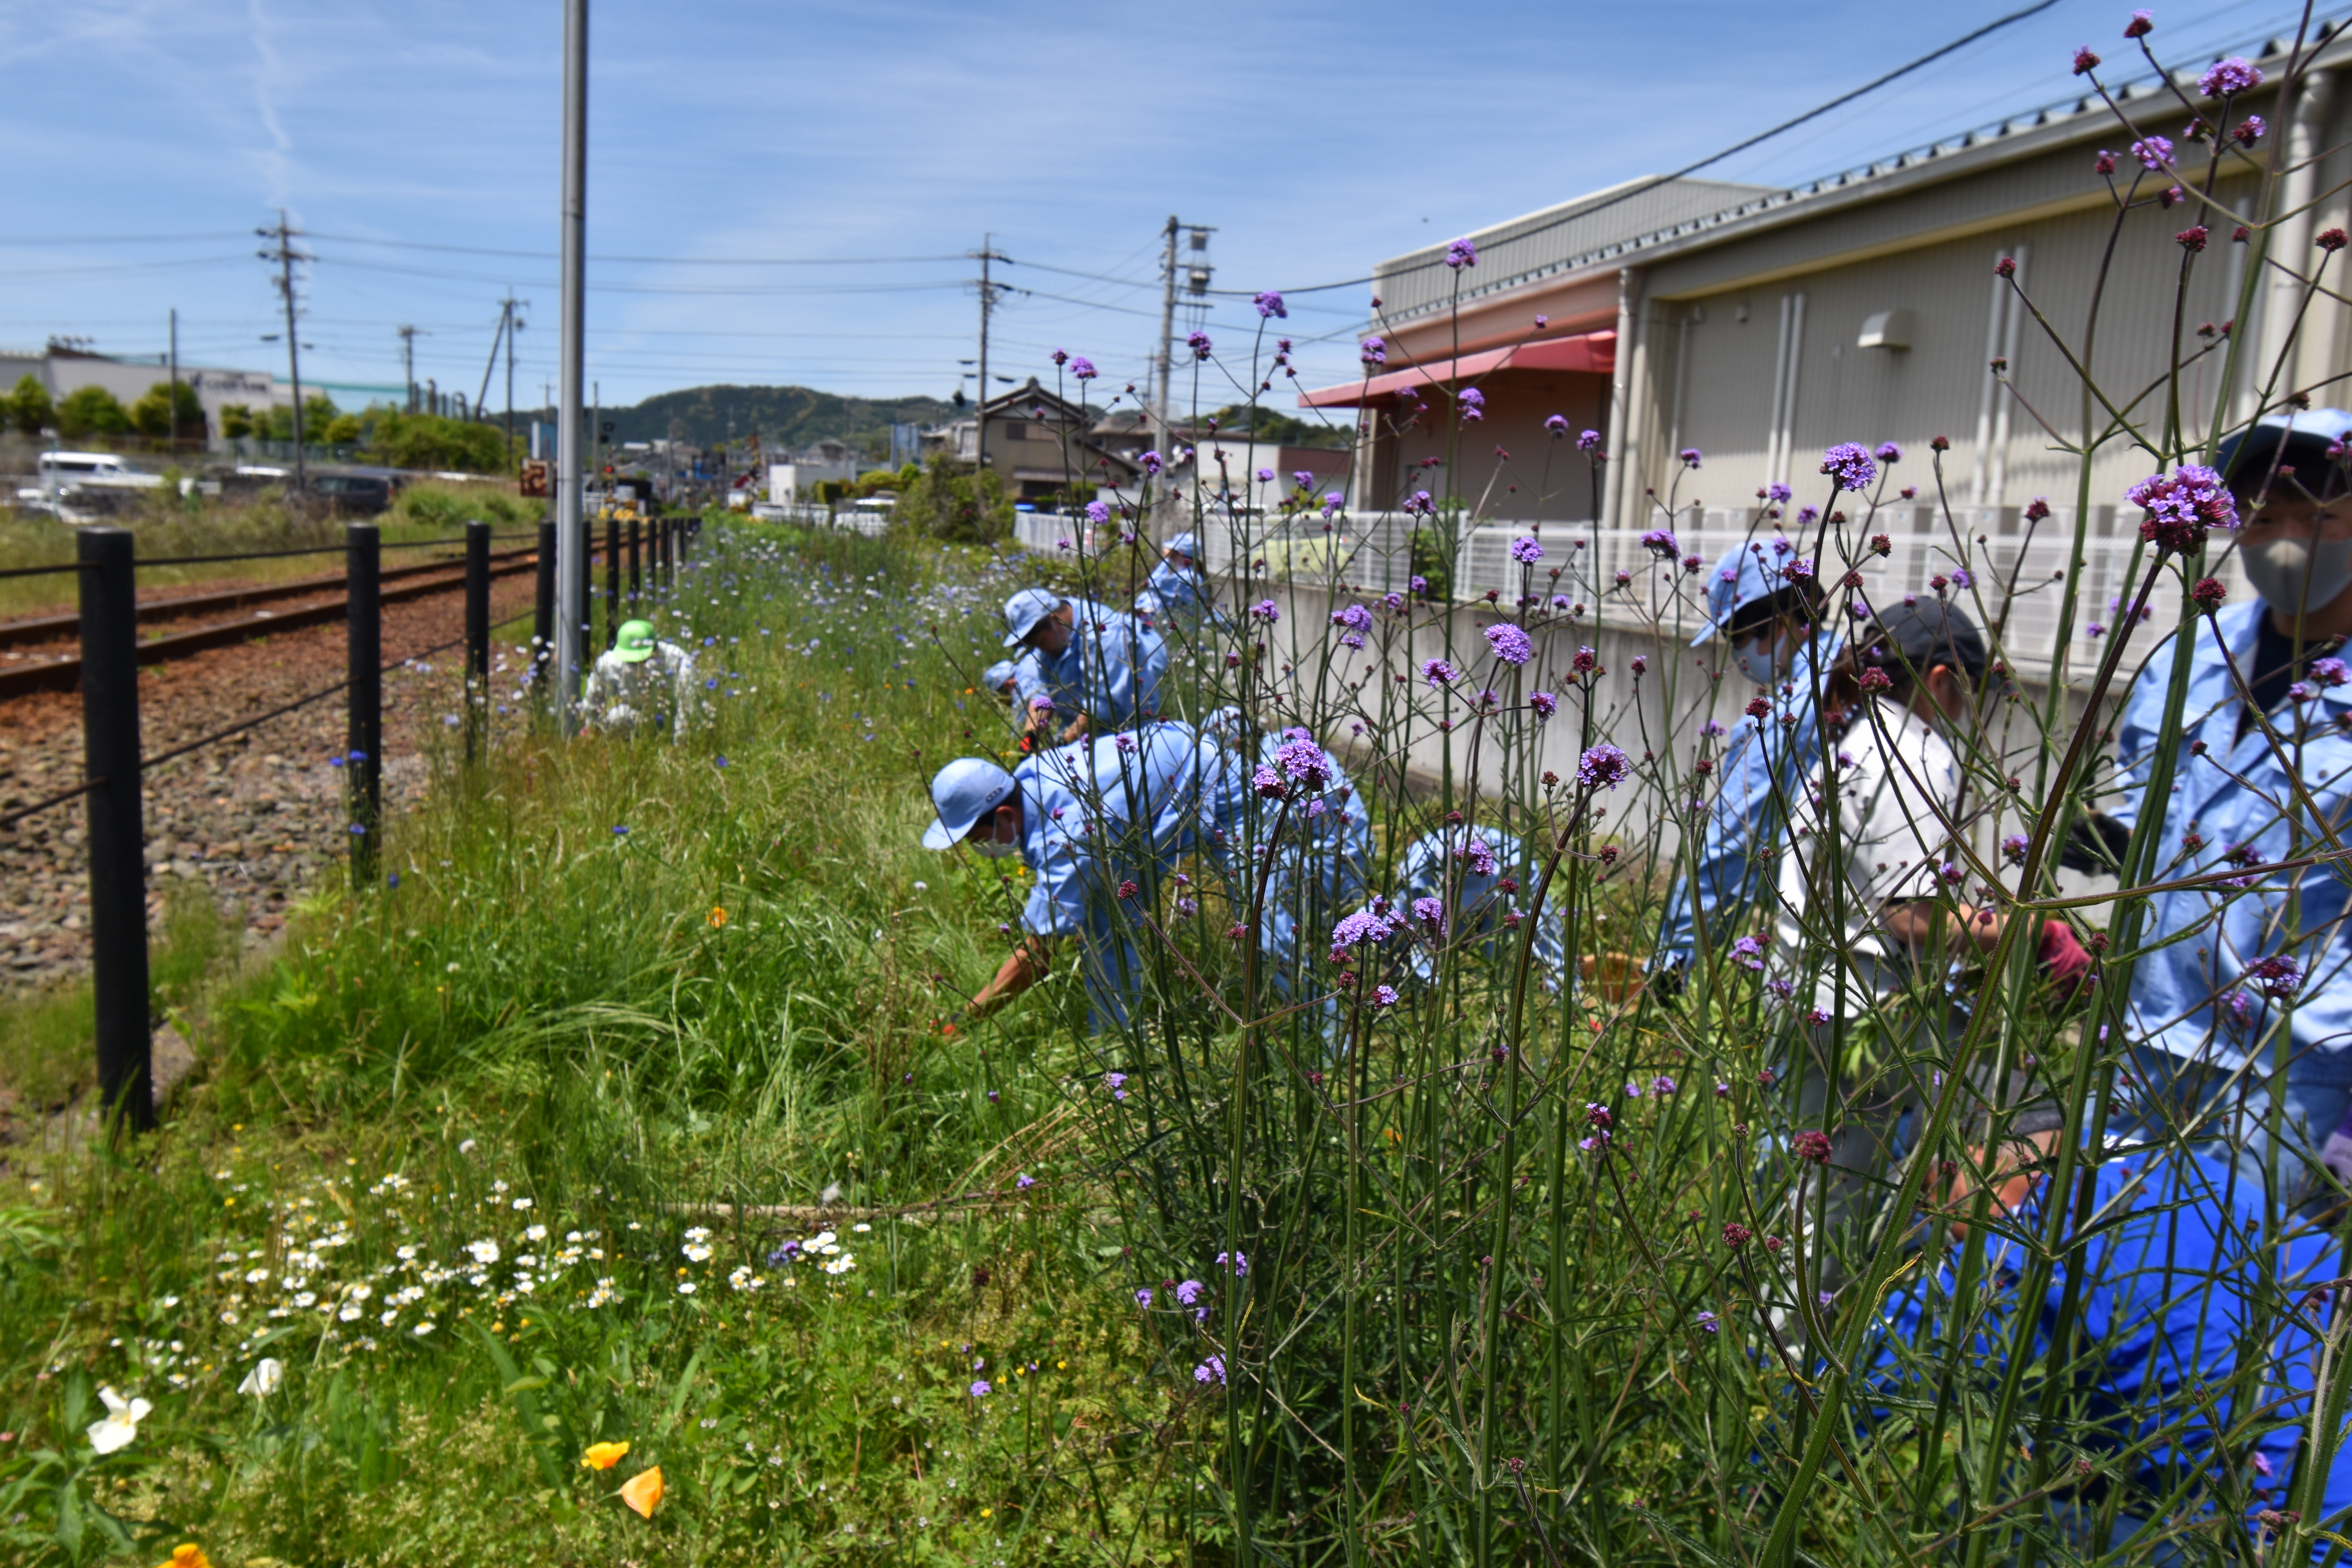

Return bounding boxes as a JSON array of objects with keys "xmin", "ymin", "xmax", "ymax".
[{"xmin": 0, "ymin": 576, "xmax": 539, "ymax": 989}]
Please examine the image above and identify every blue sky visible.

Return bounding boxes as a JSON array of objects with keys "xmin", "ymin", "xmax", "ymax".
[{"xmin": 0, "ymin": 0, "xmax": 2319, "ymax": 415}]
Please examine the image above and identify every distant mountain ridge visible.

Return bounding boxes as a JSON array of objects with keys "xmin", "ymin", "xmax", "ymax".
[{"xmin": 601, "ymin": 385, "xmax": 959, "ymax": 457}]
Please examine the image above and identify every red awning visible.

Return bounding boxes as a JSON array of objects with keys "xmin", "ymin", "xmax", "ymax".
[{"xmin": 1297, "ymin": 330, "xmax": 1615, "ymax": 409}]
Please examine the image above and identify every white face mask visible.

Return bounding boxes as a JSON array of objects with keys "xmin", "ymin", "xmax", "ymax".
[
  {"xmin": 1734, "ymin": 628, "xmax": 1786, "ymax": 688},
  {"xmin": 2243, "ymin": 532, "xmax": 2352, "ymax": 617},
  {"xmin": 970, "ymin": 826, "xmax": 1020, "ymax": 860}
]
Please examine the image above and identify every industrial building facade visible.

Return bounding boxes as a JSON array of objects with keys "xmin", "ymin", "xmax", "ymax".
[{"xmin": 1303, "ymin": 26, "xmax": 2349, "ymax": 537}]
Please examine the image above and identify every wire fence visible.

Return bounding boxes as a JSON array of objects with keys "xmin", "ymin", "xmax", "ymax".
[{"xmin": 0, "ymin": 512, "xmax": 702, "ymax": 1131}]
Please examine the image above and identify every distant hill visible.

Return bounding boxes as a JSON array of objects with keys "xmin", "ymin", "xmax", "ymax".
[{"xmin": 600, "ymin": 385, "xmax": 958, "ymax": 459}]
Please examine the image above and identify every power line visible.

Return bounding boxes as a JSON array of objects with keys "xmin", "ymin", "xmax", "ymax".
[{"xmin": 1256, "ymin": 0, "xmax": 2062, "ymax": 296}]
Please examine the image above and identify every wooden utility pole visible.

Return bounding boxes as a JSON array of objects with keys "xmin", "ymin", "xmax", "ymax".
[{"xmin": 974, "ymin": 235, "xmax": 1005, "ymax": 468}]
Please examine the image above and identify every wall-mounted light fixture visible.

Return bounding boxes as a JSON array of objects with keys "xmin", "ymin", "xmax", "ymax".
[{"xmin": 1857, "ymin": 309, "xmax": 1914, "ymax": 350}]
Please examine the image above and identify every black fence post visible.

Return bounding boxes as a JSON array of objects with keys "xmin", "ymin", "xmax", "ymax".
[
  {"xmin": 78, "ymin": 526, "xmax": 154, "ymax": 1135},
  {"xmin": 606, "ymin": 515, "xmax": 621, "ymax": 645},
  {"xmin": 533, "ymin": 518, "xmax": 555, "ymax": 692},
  {"xmin": 347, "ymin": 523, "xmax": 382, "ymax": 886},
  {"xmin": 628, "ymin": 517, "xmax": 641, "ymax": 611},
  {"xmin": 465, "ymin": 519, "xmax": 490, "ymax": 764}
]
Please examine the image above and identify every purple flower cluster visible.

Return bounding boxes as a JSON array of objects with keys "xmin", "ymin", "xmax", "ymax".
[
  {"xmin": 1069, "ymin": 356, "xmax": 1097, "ymax": 381},
  {"xmin": 1463, "ymin": 835, "xmax": 1499, "ymax": 877},
  {"xmin": 1528, "ymin": 690, "xmax": 1557, "ymax": 719},
  {"xmin": 1459, "ymin": 387, "xmax": 1485, "ymax": 422},
  {"xmin": 1576, "ymin": 743, "xmax": 1631, "ymax": 791},
  {"xmin": 1333, "ymin": 903, "xmax": 1398, "ymax": 951},
  {"xmin": 2200, "ymin": 56, "xmax": 2262, "ymax": 96},
  {"xmin": 1422, "ymin": 658, "xmax": 1458, "ymax": 688},
  {"xmin": 2126, "ymin": 465, "xmax": 2237, "ymax": 551},
  {"xmin": 1575, "ymin": 428, "xmax": 1602, "ymax": 453},
  {"xmin": 1253, "ymin": 289, "xmax": 1287, "ymax": 318},
  {"xmin": 1195, "ymin": 1356, "xmax": 1227, "ymax": 1385},
  {"xmin": 1187, "ymin": 331, "xmax": 1212, "ymax": 359},
  {"xmin": 1820, "ymin": 442, "xmax": 1878, "ymax": 492},
  {"xmin": 1250, "ymin": 599, "xmax": 1280, "ymax": 622},
  {"xmin": 2131, "ymin": 135, "xmax": 2174, "ymax": 170},
  {"xmin": 1730, "ymin": 933, "xmax": 1766, "ymax": 971},
  {"xmin": 1641, "ymin": 528, "xmax": 1678, "ymax": 557},
  {"xmin": 1545, "ymin": 413, "xmax": 1568, "ymax": 435},
  {"xmin": 1274, "ymin": 737, "xmax": 1332, "ymax": 792},
  {"xmin": 1411, "ymin": 896, "xmax": 1448, "ymax": 937},
  {"xmin": 2248, "ymin": 955, "xmax": 2304, "ymax": 998},
  {"xmin": 1330, "ymin": 603, "xmax": 1372, "ymax": 633},
  {"xmin": 1485, "ymin": 623, "xmax": 1534, "ymax": 666},
  {"xmin": 1445, "ymin": 236, "xmax": 1478, "ymax": 269},
  {"xmin": 1679, "ymin": 447, "xmax": 1703, "ymax": 468},
  {"xmin": 1509, "ymin": 535, "xmax": 1544, "ymax": 565},
  {"xmin": 1360, "ymin": 337, "xmax": 1387, "ymax": 367}
]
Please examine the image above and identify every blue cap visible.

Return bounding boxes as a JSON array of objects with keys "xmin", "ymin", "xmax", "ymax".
[
  {"xmin": 981, "ymin": 659, "xmax": 1018, "ymax": 691},
  {"xmin": 2218, "ymin": 408, "xmax": 2352, "ymax": 489},
  {"xmin": 1164, "ymin": 532, "xmax": 1198, "ymax": 560},
  {"xmin": 1002, "ymin": 587, "xmax": 1063, "ymax": 648},
  {"xmin": 1691, "ymin": 536, "xmax": 1802, "ymax": 648},
  {"xmin": 922, "ymin": 758, "xmax": 1018, "ymax": 850}
]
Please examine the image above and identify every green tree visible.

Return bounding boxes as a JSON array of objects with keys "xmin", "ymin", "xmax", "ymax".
[
  {"xmin": 54, "ymin": 385, "xmax": 131, "ymax": 439},
  {"xmin": 129, "ymin": 381, "xmax": 207, "ymax": 440},
  {"xmin": 356, "ymin": 408, "xmax": 508, "ymax": 474},
  {"xmin": 3, "ymin": 375, "xmax": 54, "ymax": 437},
  {"xmin": 894, "ymin": 460, "xmax": 1011, "ymax": 544},
  {"xmin": 218, "ymin": 403, "xmax": 255, "ymax": 441},
  {"xmin": 321, "ymin": 413, "xmax": 363, "ymax": 445}
]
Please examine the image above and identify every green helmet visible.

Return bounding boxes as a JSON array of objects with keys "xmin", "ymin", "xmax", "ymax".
[{"xmin": 614, "ymin": 620, "xmax": 658, "ymax": 664}]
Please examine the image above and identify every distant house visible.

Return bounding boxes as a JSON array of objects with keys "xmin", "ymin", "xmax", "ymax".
[
  {"xmin": 923, "ymin": 379, "xmax": 1141, "ymax": 503},
  {"xmin": 765, "ymin": 437, "xmax": 867, "ymax": 505}
]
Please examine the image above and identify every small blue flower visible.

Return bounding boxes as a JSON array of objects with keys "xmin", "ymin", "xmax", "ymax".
[
  {"xmin": 386, "ymin": 872, "xmax": 400, "ymax": 888},
  {"xmin": 348, "ymin": 823, "xmax": 367, "ymax": 836},
  {"xmin": 613, "ymin": 825, "xmax": 630, "ymax": 836}
]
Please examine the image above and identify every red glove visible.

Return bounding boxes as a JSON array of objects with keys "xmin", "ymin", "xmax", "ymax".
[{"xmin": 2038, "ymin": 920, "xmax": 2093, "ymax": 1001}]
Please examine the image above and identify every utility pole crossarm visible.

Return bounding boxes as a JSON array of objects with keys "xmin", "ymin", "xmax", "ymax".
[{"xmin": 257, "ymin": 211, "xmax": 311, "ymax": 492}]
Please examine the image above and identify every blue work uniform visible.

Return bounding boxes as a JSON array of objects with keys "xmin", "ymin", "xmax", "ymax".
[
  {"xmin": 1031, "ymin": 596, "xmax": 1168, "ymax": 733},
  {"xmin": 1012, "ymin": 721, "xmax": 1223, "ymax": 1027},
  {"xmin": 1396, "ymin": 827, "xmax": 1567, "ymax": 990},
  {"xmin": 2108, "ymin": 601, "xmax": 2352, "ymax": 1192},
  {"xmin": 1135, "ymin": 559, "xmax": 1216, "ymax": 632},
  {"xmin": 1203, "ymin": 726, "xmax": 1373, "ymax": 1002},
  {"xmin": 1855, "ymin": 1144, "xmax": 2345, "ymax": 1557},
  {"xmin": 1657, "ymin": 637, "xmax": 1838, "ymax": 967}
]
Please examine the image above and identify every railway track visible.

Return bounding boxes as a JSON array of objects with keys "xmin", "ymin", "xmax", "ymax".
[{"xmin": 0, "ymin": 546, "xmax": 539, "ymax": 702}]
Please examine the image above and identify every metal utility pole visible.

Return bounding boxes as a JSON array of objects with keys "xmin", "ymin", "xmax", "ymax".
[
  {"xmin": 974, "ymin": 235, "xmax": 1005, "ymax": 468},
  {"xmin": 555, "ymin": 0, "xmax": 589, "ymax": 732},
  {"xmin": 504, "ymin": 295, "xmax": 525, "ymax": 467},
  {"xmin": 257, "ymin": 211, "xmax": 310, "ymax": 492},
  {"xmin": 167, "ymin": 309, "xmax": 180, "ymax": 452},
  {"xmin": 397, "ymin": 324, "xmax": 425, "ymax": 411}
]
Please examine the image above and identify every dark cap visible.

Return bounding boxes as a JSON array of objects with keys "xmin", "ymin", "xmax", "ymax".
[{"xmin": 1860, "ymin": 598, "xmax": 2002, "ymax": 690}]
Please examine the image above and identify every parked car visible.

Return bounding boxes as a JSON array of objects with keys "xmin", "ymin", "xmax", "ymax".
[
  {"xmin": 35, "ymin": 451, "xmax": 165, "ymax": 490},
  {"xmin": 305, "ymin": 472, "xmax": 395, "ymax": 515}
]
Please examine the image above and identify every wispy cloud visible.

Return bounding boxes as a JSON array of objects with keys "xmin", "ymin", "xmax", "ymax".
[{"xmin": 247, "ymin": 0, "xmax": 294, "ymax": 210}]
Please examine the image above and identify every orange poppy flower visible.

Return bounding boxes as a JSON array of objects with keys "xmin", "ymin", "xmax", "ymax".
[
  {"xmin": 156, "ymin": 1547, "xmax": 215, "ymax": 1568},
  {"xmin": 621, "ymin": 1465, "xmax": 665, "ymax": 1518}
]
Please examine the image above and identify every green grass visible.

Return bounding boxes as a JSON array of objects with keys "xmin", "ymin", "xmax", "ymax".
[{"xmin": 0, "ymin": 521, "xmax": 1218, "ymax": 1566}]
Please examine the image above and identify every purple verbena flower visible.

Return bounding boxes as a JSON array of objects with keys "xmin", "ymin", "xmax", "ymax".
[
  {"xmin": 1135, "ymin": 1287, "xmax": 1154, "ymax": 1308},
  {"xmin": 1679, "ymin": 447, "xmax": 1702, "ymax": 467},
  {"xmin": 1195, "ymin": 1356, "xmax": 1227, "ymax": 1385},
  {"xmin": 2127, "ymin": 465, "xmax": 2236, "ymax": 551},
  {"xmin": 1821, "ymin": 442, "xmax": 1878, "ymax": 492},
  {"xmin": 1360, "ymin": 337, "xmax": 1387, "ymax": 367},
  {"xmin": 1576, "ymin": 743, "xmax": 1631, "ymax": 791},
  {"xmin": 1070, "ymin": 356, "xmax": 1098, "ymax": 381},
  {"xmin": 2132, "ymin": 135, "xmax": 2175, "ymax": 169},
  {"xmin": 1187, "ymin": 331, "xmax": 1212, "ymax": 359},
  {"xmin": 1422, "ymin": 658, "xmax": 1458, "ymax": 688},
  {"xmin": 1510, "ymin": 535, "xmax": 1544, "ymax": 565},
  {"xmin": 1253, "ymin": 289, "xmax": 1288, "ymax": 318},
  {"xmin": 1411, "ymin": 896, "xmax": 1447, "ymax": 937},
  {"xmin": 1250, "ymin": 599, "xmax": 1280, "ymax": 622},
  {"xmin": 2199, "ymin": 56, "xmax": 2262, "ymax": 96},
  {"xmin": 1640, "ymin": 528, "xmax": 1678, "ymax": 557},
  {"xmin": 1445, "ymin": 236, "xmax": 1477, "ymax": 269},
  {"xmin": 1485, "ymin": 623, "xmax": 1534, "ymax": 666},
  {"xmin": 1528, "ymin": 690, "xmax": 1557, "ymax": 719}
]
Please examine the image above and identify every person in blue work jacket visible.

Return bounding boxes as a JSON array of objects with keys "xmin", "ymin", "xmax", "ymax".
[
  {"xmin": 1655, "ymin": 536, "xmax": 1836, "ymax": 979},
  {"xmin": 920, "ymin": 722, "xmax": 1223, "ymax": 1027},
  {"xmin": 1002, "ymin": 586, "xmax": 1168, "ymax": 747},
  {"xmin": 1393, "ymin": 824, "xmax": 1568, "ymax": 992},
  {"xmin": 1849, "ymin": 1074, "xmax": 2348, "ymax": 1561},
  {"xmin": 1134, "ymin": 532, "xmax": 1217, "ymax": 632},
  {"xmin": 2102, "ymin": 409, "xmax": 2352, "ymax": 1203},
  {"xmin": 1199, "ymin": 706, "xmax": 1373, "ymax": 1005}
]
